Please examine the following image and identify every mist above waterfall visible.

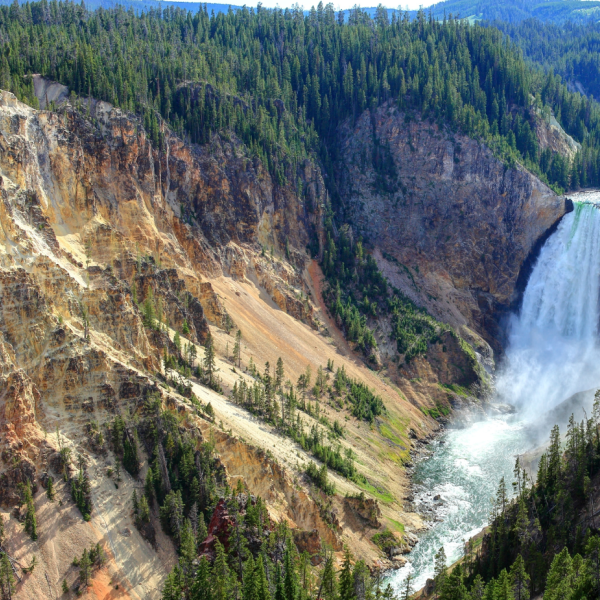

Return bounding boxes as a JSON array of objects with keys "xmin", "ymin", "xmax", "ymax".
[{"xmin": 497, "ymin": 200, "xmax": 600, "ymax": 417}]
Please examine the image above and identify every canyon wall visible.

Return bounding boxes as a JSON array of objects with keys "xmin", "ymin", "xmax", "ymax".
[
  {"xmin": 0, "ymin": 87, "xmax": 574, "ymax": 598},
  {"xmin": 336, "ymin": 102, "xmax": 570, "ymax": 351}
]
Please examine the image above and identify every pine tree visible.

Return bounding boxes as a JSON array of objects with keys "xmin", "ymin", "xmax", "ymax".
[
  {"xmin": 132, "ymin": 489, "xmax": 139, "ymax": 520},
  {"xmin": 402, "ymin": 573, "xmax": 413, "ymax": 600},
  {"xmin": 195, "ymin": 512, "xmax": 207, "ymax": 547},
  {"xmin": 493, "ymin": 569, "xmax": 515, "ymax": 600},
  {"xmin": 213, "ymin": 540, "xmax": 231, "ymax": 600},
  {"xmin": 586, "ymin": 536, "xmax": 600, "ymax": 597},
  {"xmin": 79, "ymin": 548, "xmax": 92, "ymax": 587},
  {"xmin": 274, "ymin": 564, "xmax": 285, "ymax": 600},
  {"xmin": 142, "ymin": 290, "xmax": 157, "ymax": 329},
  {"xmin": 315, "ymin": 552, "xmax": 337, "ymax": 600},
  {"xmin": 204, "ymin": 331, "xmax": 217, "ymax": 388},
  {"xmin": 145, "ymin": 468, "xmax": 155, "ymax": 506},
  {"xmin": 179, "ymin": 519, "xmax": 197, "ymax": 591},
  {"xmin": 138, "ymin": 494, "xmax": 150, "ymax": 524},
  {"xmin": 338, "ymin": 547, "xmax": 355, "ymax": 600},
  {"xmin": 242, "ymin": 553, "xmax": 256, "ymax": 600},
  {"xmin": 162, "ymin": 564, "xmax": 184, "ymax": 600},
  {"xmin": 255, "ymin": 555, "xmax": 271, "ymax": 600},
  {"xmin": 191, "ymin": 557, "xmax": 214, "ymax": 600},
  {"xmin": 544, "ymin": 548, "xmax": 574, "ymax": 600},
  {"xmin": 275, "ymin": 357, "xmax": 285, "ymax": 392},
  {"xmin": 353, "ymin": 560, "xmax": 372, "ymax": 600},
  {"xmin": 123, "ymin": 429, "xmax": 141, "ymax": 476},
  {"xmin": 228, "ymin": 510, "xmax": 249, "ymax": 585},
  {"xmin": 234, "ymin": 329, "xmax": 242, "ymax": 368},
  {"xmin": 434, "ymin": 546, "xmax": 447, "ymax": 596},
  {"xmin": 20, "ymin": 482, "xmax": 37, "ymax": 541},
  {"xmin": 509, "ymin": 555, "xmax": 530, "ymax": 600},
  {"xmin": 470, "ymin": 575, "xmax": 485, "ymax": 600},
  {"xmin": 46, "ymin": 476, "xmax": 56, "ymax": 501},
  {"xmin": 160, "ymin": 490, "xmax": 185, "ymax": 542},
  {"xmin": 440, "ymin": 564, "xmax": 468, "ymax": 600},
  {"xmin": 0, "ymin": 553, "xmax": 15, "ymax": 600},
  {"xmin": 283, "ymin": 545, "xmax": 298, "ymax": 600}
]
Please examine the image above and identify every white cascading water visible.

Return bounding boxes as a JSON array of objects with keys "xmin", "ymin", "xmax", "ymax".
[{"xmin": 497, "ymin": 200, "xmax": 600, "ymax": 416}]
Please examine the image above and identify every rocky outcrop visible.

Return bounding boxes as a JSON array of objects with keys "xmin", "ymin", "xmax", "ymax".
[
  {"xmin": 533, "ymin": 107, "xmax": 581, "ymax": 159},
  {"xmin": 344, "ymin": 496, "xmax": 382, "ymax": 528},
  {"xmin": 336, "ymin": 102, "xmax": 569, "ymax": 348},
  {"xmin": 211, "ymin": 429, "xmax": 342, "ymax": 552},
  {"xmin": 198, "ymin": 498, "xmax": 235, "ymax": 558}
]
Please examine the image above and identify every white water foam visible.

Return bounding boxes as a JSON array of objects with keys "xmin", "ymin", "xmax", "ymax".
[
  {"xmin": 497, "ymin": 199, "xmax": 600, "ymax": 416},
  {"xmin": 390, "ymin": 418, "xmax": 527, "ymax": 593}
]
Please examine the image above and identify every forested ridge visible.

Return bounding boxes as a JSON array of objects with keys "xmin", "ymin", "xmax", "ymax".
[
  {"xmin": 422, "ymin": 0, "xmax": 600, "ymax": 25},
  {"xmin": 2, "ymin": 0, "xmax": 600, "ymax": 194},
  {"xmin": 494, "ymin": 19, "xmax": 600, "ymax": 102}
]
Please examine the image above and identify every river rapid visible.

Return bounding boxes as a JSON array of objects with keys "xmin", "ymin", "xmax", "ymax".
[{"xmin": 390, "ymin": 417, "xmax": 529, "ymax": 593}]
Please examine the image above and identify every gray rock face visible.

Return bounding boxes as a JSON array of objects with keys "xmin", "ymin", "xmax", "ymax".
[{"xmin": 336, "ymin": 103, "xmax": 569, "ymax": 348}]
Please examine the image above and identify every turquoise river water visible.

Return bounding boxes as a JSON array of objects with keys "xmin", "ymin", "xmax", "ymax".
[{"xmin": 389, "ymin": 417, "xmax": 529, "ymax": 594}]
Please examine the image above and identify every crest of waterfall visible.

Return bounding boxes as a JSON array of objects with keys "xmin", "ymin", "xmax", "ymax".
[{"xmin": 497, "ymin": 201, "xmax": 600, "ymax": 416}]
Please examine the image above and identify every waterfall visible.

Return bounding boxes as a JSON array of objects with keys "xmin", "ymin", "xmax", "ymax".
[{"xmin": 497, "ymin": 201, "xmax": 600, "ymax": 416}]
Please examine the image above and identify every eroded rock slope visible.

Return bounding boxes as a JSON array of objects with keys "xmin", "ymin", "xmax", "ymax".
[{"xmin": 336, "ymin": 102, "xmax": 570, "ymax": 351}]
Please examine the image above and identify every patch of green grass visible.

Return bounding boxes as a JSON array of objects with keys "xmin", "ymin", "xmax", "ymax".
[
  {"xmin": 379, "ymin": 423, "xmax": 404, "ymax": 446},
  {"xmin": 355, "ymin": 479, "xmax": 395, "ymax": 504},
  {"xmin": 376, "ymin": 416, "xmax": 411, "ymax": 464},
  {"xmin": 387, "ymin": 518, "xmax": 405, "ymax": 533},
  {"xmin": 420, "ymin": 404, "xmax": 450, "ymax": 420},
  {"xmin": 379, "ymin": 448, "xmax": 408, "ymax": 466},
  {"xmin": 440, "ymin": 383, "xmax": 470, "ymax": 397}
]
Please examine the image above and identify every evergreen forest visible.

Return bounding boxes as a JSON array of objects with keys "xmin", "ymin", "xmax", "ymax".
[{"xmin": 2, "ymin": 0, "xmax": 600, "ymax": 194}]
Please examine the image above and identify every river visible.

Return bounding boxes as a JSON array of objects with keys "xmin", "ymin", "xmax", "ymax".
[{"xmin": 389, "ymin": 417, "xmax": 529, "ymax": 593}]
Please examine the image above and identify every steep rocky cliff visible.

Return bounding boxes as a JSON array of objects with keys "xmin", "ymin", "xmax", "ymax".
[
  {"xmin": 0, "ymin": 89, "xmax": 436, "ymax": 598},
  {"xmin": 336, "ymin": 102, "xmax": 570, "ymax": 352}
]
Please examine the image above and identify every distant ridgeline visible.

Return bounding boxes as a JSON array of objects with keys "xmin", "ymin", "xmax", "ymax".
[
  {"xmin": 0, "ymin": 0, "xmax": 243, "ymax": 14},
  {"xmin": 420, "ymin": 0, "xmax": 600, "ymax": 24},
  {"xmin": 492, "ymin": 19, "xmax": 600, "ymax": 102}
]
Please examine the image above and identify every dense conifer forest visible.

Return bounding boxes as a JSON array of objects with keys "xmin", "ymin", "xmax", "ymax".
[
  {"xmin": 494, "ymin": 19, "xmax": 600, "ymax": 101},
  {"xmin": 2, "ymin": 0, "xmax": 600, "ymax": 194}
]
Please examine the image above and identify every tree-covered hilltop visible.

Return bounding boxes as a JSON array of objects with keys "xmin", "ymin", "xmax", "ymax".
[
  {"xmin": 2, "ymin": 1, "xmax": 600, "ymax": 193},
  {"xmin": 420, "ymin": 0, "xmax": 600, "ymax": 25}
]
